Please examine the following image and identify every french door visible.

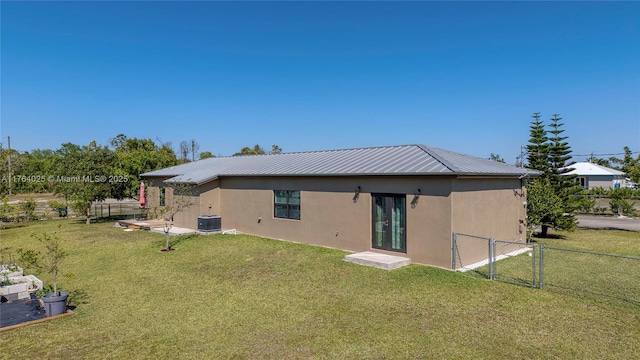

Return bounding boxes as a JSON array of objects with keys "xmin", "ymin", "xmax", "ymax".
[{"xmin": 372, "ymin": 194, "xmax": 406, "ymax": 253}]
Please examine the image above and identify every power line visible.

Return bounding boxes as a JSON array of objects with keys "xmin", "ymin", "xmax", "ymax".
[{"xmin": 572, "ymin": 151, "xmax": 640, "ymax": 157}]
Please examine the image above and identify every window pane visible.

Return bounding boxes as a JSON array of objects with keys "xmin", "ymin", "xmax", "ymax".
[
  {"xmin": 289, "ymin": 205, "xmax": 300, "ymax": 220},
  {"xmin": 274, "ymin": 204, "xmax": 288, "ymax": 218},
  {"xmin": 391, "ymin": 197, "xmax": 405, "ymax": 250},
  {"xmin": 288, "ymin": 191, "xmax": 300, "ymax": 205},
  {"xmin": 160, "ymin": 188, "xmax": 166, "ymax": 206},
  {"xmin": 274, "ymin": 190, "xmax": 287, "ymax": 204}
]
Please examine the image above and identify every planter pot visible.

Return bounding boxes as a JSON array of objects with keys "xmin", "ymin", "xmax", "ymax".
[{"xmin": 42, "ymin": 291, "xmax": 69, "ymax": 317}]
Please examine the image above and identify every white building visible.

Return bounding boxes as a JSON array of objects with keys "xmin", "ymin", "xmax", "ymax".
[{"xmin": 563, "ymin": 162, "xmax": 628, "ymax": 190}]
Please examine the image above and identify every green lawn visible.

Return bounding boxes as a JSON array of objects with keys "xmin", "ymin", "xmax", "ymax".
[
  {"xmin": 462, "ymin": 229, "xmax": 640, "ymax": 309},
  {"xmin": 1, "ymin": 220, "xmax": 639, "ymax": 359}
]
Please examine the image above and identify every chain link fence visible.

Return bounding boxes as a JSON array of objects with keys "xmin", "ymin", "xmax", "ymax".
[
  {"xmin": 453, "ymin": 232, "xmax": 640, "ymax": 308},
  {"xmin": 539, "ymin": 246, "xmax": 640, "ymax": 308},
  {"xmin": 452, "ymin": 233, "xmax": 536, "ymax": 287}
]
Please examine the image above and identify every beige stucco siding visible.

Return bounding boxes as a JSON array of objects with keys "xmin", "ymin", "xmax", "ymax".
[
  {"xmin": 451, "ymin": 177, "xmax": 526, "ymax": 241},
  {"xmin": 450, "ymin": 177, "xmax": 526, "ymax": 268},
  {"xmin": 143, "ymin": 174, "xmax": 525, "ymax": 269},
  {"xmin": 218, "ymin": 176, "xmax": 454, "ymax": 268}
]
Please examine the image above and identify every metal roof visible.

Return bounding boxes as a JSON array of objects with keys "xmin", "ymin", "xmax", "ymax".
[
  {"xmin": 141, "ymin": 144, "xmax": 538, "ymax": 184},
  {"xmin": 563, "ymin": 162, "xmax": 625, "ymax": 176}
]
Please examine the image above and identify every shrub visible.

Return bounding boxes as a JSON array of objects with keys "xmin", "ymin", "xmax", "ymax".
[{"xmin": 21, "ymin": 197, "xmax": 38, "ymax": 221}]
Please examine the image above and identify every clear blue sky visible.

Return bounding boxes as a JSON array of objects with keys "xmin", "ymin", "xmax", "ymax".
[{"xmin": 1, "ymin": 1, "xmax": 639, "ymax": 164}]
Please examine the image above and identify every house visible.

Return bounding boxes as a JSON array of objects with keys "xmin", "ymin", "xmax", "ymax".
[
  {"xmin": 141, "ymin": 144, "xmax": 535, "ymax": 269},
  {"xmin": 563, "ymin": 162, "xmax": 628, "ymax": 190}
]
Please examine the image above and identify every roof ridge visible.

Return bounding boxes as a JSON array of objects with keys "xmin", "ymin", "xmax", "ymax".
[
  {"xmin": 218, "ymin": 144, "xmax": 416, "ymax": 158},
  {"xmin": 415, "ymin": 144, "xmax": 459, "ymax": 172}
]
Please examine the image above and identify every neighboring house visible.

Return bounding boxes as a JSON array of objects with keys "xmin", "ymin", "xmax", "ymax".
[
  {"xmin": 141, "ymin": 144, "xmax": 536, "ymax": 269},
  {"xmin": 563, "ymin": 162, "xmax": 627, "ymax": 190}
]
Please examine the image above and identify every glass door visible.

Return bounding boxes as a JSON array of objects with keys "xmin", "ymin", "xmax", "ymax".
[{"xmin": 372, "ymin": 194, "xmax": 406, "ymax": 252}]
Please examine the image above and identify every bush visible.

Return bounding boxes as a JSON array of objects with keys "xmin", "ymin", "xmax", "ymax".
[
  {"xmin": 574, "ymin": 195, "xmax": 596, "ymax": 213},
  {"xmin": 0, "ymin": 196, "xmax": 18, "ymax": 223},
  {"xmin": 48, "ymin": 200, "xmax": 67, "ymax": 218},
  {"xmin": 21, "ymin": 198, "xmax": 38, "ymax": 221},
  {"xmin": 609, "ymin": 198, "xmax": 637, "ymax": 217}
]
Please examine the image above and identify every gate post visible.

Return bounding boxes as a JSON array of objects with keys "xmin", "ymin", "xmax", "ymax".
[
  {"xmin": 539, "ymin": 245, "xmax": 544, "ymax": 289},
  {"xmin": 488, "ymin": 238, "xmax": 494, "ymax": 280},
  {"xmin": 532, "ymin": 244, "xmax": 537, "ymax": 287},
  {"xmin": 452, "ymin": 233, "xmax": 457, "ymax": 270}
]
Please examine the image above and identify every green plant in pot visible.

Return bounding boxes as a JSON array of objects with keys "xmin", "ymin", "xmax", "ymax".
[{"xmin": 18, "ymin": 227, "xmax": 72, "ymax": 317}]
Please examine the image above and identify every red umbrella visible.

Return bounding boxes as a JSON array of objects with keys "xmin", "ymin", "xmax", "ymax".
[{"xmin": 139, "ymin": 182, "xmax": 146, "ymax": 207}]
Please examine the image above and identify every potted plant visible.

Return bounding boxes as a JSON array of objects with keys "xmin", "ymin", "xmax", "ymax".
[{"xmin": 18, "ymin": 227, "xmax": 71, "ymax": 317}]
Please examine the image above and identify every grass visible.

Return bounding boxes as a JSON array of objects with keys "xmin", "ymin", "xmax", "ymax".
[
  {"xmin": 1, "ymin": 220, "xmax": 639, "ymax": 359},
  {"xmin": 461, "ymin": 229, "xmax": 640, "ymax": 309}
]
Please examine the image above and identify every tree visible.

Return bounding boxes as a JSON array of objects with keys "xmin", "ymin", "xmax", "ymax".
[
  {"xmin": 51, "ymin": 141, "xmax": 114, "ymax": 224},
  {"xmin": 18, "ymin": 226, "xmax": 71, "ymax": 297},
  {"xmin": 270, "ymin": 145, "xmax": 283, "ymax": 155},
  {"xmin": 233, "ymin": 144, "xmax": 266, "ymax": 156},
  {"xmin": 524, "ymin": 113, "xmax": 578, "ymax": 237},
  {"xmin": 547, "ymin": 114, "xmax": 581, "ymax": 229},
  {"xmin": 488, "ymin": 153, "xmax": 505, "ymax": 163},
  {"xmin": 0, "ymin": 144, "xmax": 21, "ymax": 196},
  {"xmin": 190, "ymin": 139, "xmax": 200, "ymax": 162},
  {"xmin": 110, "ymin": 135, "xmax": 178, "ymax": 200},
  {"xmin": 586, "ymin": 155, "xmax": 611, "ymax": 167},
  {"xmin": 199, "ymin": 151, "xmax": 215, "ymax": 160},
  {"xmin": 152, "ymin": 182, "xmax": 197, "ymax": 251},
  {"xmin": 233, "ymin": 144, "xmax": 283, "ymax": 156},
  {"xmin": 526, "ymin": 177, "xmax": 564, "ymax": 240},
  {"xmin": 179, "ymin": 141, "xmax": 190, "ymax": 164},
  {"xmin": 526, "ymin": 112, "xmax": 549, "ymax": 173},
  {"xmin": 610, "ymin": 147, "xmax": 640, "ymax": 184}
]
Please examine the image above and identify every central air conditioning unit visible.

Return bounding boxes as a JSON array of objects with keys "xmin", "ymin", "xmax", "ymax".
[{"xmin": 197, "ymin": 215, "xmax": 221, "ymax": 232}]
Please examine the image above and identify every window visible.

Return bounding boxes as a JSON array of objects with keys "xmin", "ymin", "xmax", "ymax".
[
  {"xmin": 274, "ymin": 190, "xmax": 300, "ymax": 220},
  {"xmin": 577, "ymin": 177, "xmax": 588, "ymax": 190},
  {"xmin": 159, "ymin": 187, "xmax": 166, "ymax": 206}
]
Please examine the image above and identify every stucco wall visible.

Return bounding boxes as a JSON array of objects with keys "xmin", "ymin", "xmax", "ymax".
[
  {"xmin": 451, "ymin": 177, "xmax": 526, "ymax": 241},
  {"xmin": 143, "ymin": 174, "xmax": 525, "ymax": 269},
  {"xmin": 218, "ymin": 176, "xmax": 454, "ymax": 268},
  {"xmin": 450, "ymin": 177, "xmax": 526, "ymax": 267},
  {"xmin": 584, "ymin": 175, "xmax": 620, "ymax": 190}
]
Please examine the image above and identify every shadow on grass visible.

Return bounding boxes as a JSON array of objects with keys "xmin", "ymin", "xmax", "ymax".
[
  {"xmin": 529, "ymin": 233, "xmax": 567, "ymax": 242},
  {"xmin": 577, "ymin": 227, "xmax": 639, "ymax": 233},
  {"xmin": 0, "ymin": 222, "xmax": 31, "ymax": 231},
  {"xmin": 157, "ymin": 233, "xmax": 202, "ymax": 251},
  {"xmin": 69, "ymin": 218, "xmax": 123, "ymax": 225},
  {"xmin": 67, "ymin": 288, "xmax": 90, "ymax": 310}
]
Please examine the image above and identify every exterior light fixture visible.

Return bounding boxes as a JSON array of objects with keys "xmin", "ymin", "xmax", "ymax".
[{"xmin": 411, "ymin": 188, "xmax": 421, "ymax": 208}]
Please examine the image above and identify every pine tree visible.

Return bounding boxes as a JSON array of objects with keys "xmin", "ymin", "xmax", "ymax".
[
  {"xmin": 546, "ymin": 114, "xmax": 580, "ymax": 233},
  {"xmin": 526, "ymin": 112, "xmax": 549, "ymax": 173},
  {"xmin": 525, "ymin": 113, "xmax": 580, "ymax": 237}
]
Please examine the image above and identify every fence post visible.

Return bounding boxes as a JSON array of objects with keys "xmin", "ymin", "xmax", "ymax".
[
  {"xmin": 539, "ymin": 245, "xmax": 544, "ymax": 289},
  {"xmin": 452, "ymin": 233, "xmax": 457, "ymax": 270},
  {"xmin": 532, "ymin": 244, "xmax": 537, "ymax": 287},
  {"xmin": 488, "ymin": 238, "xmax": 494, "ymax": 280}
]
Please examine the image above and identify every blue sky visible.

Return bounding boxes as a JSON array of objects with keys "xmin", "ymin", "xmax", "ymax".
[{"xmin": 1, "ymin": 1, "xmax": 638, "ymax": 164}]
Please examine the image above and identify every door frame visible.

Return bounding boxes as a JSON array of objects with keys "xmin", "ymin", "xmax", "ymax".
[{"xmin": 371, "ymin": 193, "xmax": 407, "ymax": 253}]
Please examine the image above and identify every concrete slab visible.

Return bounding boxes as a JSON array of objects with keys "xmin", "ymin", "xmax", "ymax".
[
  {"xmin": 150, "ymin": 227, "xmax": 197, "ymax": 235},
  {"xmin": 344, "ymin": 251, "xmax": 410, "ymax": 270}
]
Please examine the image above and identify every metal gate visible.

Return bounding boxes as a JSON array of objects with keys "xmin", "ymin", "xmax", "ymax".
[{"xmin": 452, "ymin": 233, "xmax": 537, "ymax": 287}]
